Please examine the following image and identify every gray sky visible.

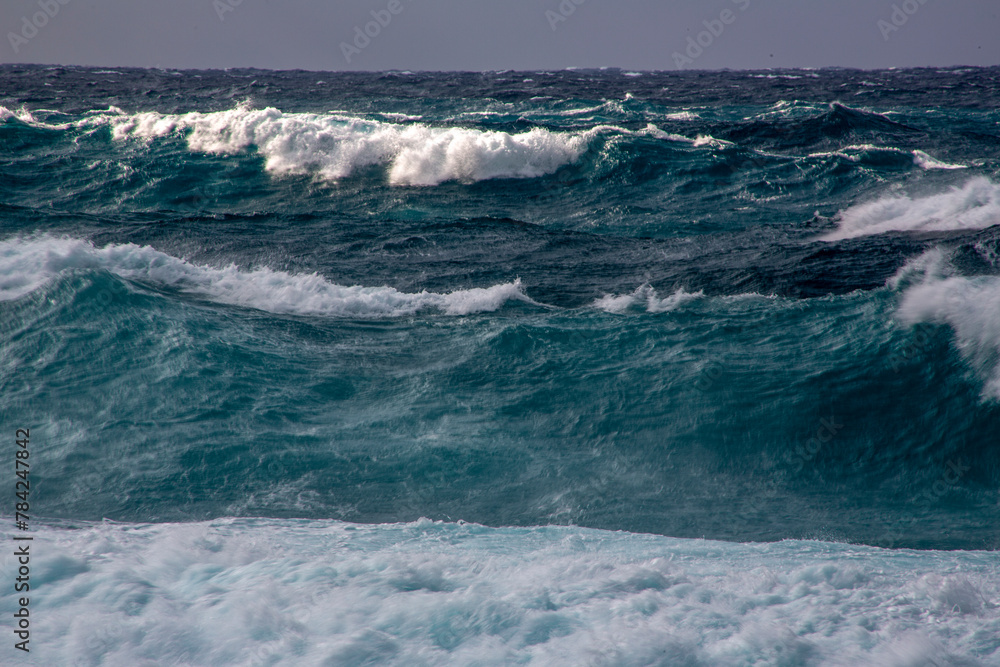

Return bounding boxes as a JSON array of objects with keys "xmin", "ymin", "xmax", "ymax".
[{"xmin": 2, "ymin": 0, "xmax": 998, "ymax": 71}]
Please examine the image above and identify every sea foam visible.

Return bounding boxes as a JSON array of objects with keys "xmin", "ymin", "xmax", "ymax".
[
  {"xmin": 0, "ymin": 236, "xmax": 531, "ymax": 317},
  {"xmin": 2, "ymin": 518, "xmax": 996, "ymax": 666},
  {"xmin": 593, "ymin": 285, "xmax": 703, "ymax": 314},
  {"xmin": 912, "ymin": 150, "xmax": 967, "ymax": 171},
  {"xmin": 2, "ymin": 105, "xmax": 736, "ymax": 186},
  {"xmin": 99, "ymin": 106, "xmax": 589, "ymax": 186},
  {"xmin": 894, "ymin": 248, "xmax": 1000, "ymax": 399},
  {"xmin": 822, "ymin": 177, "xmax": 1000, "ymax": 241}
]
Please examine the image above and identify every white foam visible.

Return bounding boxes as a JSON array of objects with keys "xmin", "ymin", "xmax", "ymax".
[
  {"xmin": 4, "ymin": 518, "xmax": 996, "ymax": 666},
  {"xmin": 662, "ymin": 111, "xmax": 700, "ymax": 121},
  {"xmin": 641, "ymin": 123, "xmax": 694, "ymax": 143},
  {"xmin": 6, "ymin": 104, "xmax": 723, "ymax": 181},
  {"xmin": 374, "ymin": 112, "xmax": 424, "ymax": 122},
  {"xmin": 593, "ymin": 285, "xmax": 703, "ymax": 314},
  {"xmin": 891, "ymin": 247, "xmax": 1000, "ymax": 398},
  {"xmin": 821, "ymin": 177, "xmax": 1000, "ymax": 241},
  {"xmin": 753, "ymin": 100, "xmax": 822, "ymax": 120},
  {"xmin": 897, "ymin": 274, "xmax": 1000, "ymax": 399},
  {"xmin": 751, "ymin": 73, "xmax": 805, "ymax": 80},
  {"xmin": 886, "ymin": 246, "xmax": 953, "ymax": 291},
  {"xmin": 804, "ymin": 145, "xmax": 963, "ymax": 171},
  {"xmin": 913, "ymin": 150, "xmax": 967, "ymax": 171},
  {"xmin": 806, "ymin": 144, "xmax": 908, "ymax": 162},
  {"xmin": 0, "ymin": 104, "xmax": 48, "ymax": 126},
  {"xmin": 550, "ymin": 103, "xmax": 606, "ymax": 117},
  {"xmin": 0, "ymin": 236, "xmax": 531, "ymax": 317},
  {"xmin": 693, "ymin": 134, "xmax": 734, "ymax": 148},
  {"xmin": 93, "ymin": 105, "xmax": 589, "ymax": 186},
  {"xmin": 1, "ymin": 105, "xmax": 113, "ymax": 130},
  {"xmin": 641, "ymin": 125, "xmax": 729, "ymax": 148}
]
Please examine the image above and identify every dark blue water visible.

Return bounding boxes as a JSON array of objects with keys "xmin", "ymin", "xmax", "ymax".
[
  {"xmin": 3, "ymin": 65, "xmax": 1000, "ymax": 666},
  {"xmin": 3, "ymin": 65, "xmax": 1000, "ymax": 550}
]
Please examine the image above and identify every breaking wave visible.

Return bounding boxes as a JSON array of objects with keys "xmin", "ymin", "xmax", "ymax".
[
  {"xmin": 100, "ymin": 106, "xmax": 589, "ymax": 186},
  {"xmin": 0, "ymin": 236, "xmax": 532, "ymax": 317},
  {"xmin": 822, "ymin": 178, "xmax": 1000, "ymax": 241}
]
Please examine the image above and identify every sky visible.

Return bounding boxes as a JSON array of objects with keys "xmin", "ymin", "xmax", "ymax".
[{"xmin": 1, "ymin": 0, "xmax": 998, "ymax": 71}]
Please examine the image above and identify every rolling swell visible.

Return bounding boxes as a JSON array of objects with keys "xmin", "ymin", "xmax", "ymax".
[
  {"xmin": 3, "ymin": 231, "xmax": 1000, "ymax": 548},
  {"xmin": 1, "ymin": 98, "xmax": 992, "ymax": 244},
  {"xmin": 2, "ymin": 66, "xmax": 1000, "ymax": 554}
]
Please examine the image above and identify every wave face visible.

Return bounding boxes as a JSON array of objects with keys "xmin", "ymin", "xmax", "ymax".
[{"xmin": 3, "ymin": 65, "xmax": 1000, "ymax": 664}]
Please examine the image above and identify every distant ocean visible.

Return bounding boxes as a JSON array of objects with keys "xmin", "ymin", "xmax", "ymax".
[{"xmin": 2, "ymin": 65, "xmax": 999, "ymax": 665}]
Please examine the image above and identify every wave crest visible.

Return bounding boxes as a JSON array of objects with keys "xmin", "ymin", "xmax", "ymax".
[
  {"xmin": 895, "ymin": 248, "xmax": 1000, "ymax": 399},
  {"xmin": 822, "ymin": 177, "xmax": 1000, "ymax": 241},
  {"xmin": 0, "ymin": 236, "xmax": 531, "ymax": 317},
  {"xmin": 593, "ymin": 285, "xmax": 702, "ymax": 314},
  {"xmin": 102, "ymin": 106, "xmax": 588, "ymax": 186}
]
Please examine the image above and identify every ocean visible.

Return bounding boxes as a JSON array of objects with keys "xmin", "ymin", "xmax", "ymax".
[{"xmin": 1, "ymin": 64, "xmax": 999, "ymax": 665}]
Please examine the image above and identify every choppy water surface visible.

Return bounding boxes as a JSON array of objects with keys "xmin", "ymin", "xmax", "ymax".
[{"xmin": 2, "ymin": 65, "xmax": 999, "ymax": 665}]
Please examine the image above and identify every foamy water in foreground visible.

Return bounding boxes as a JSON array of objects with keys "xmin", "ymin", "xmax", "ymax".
[{"xmin": 2, "ymin": 519, "xmax": 998, "ymax": 666}]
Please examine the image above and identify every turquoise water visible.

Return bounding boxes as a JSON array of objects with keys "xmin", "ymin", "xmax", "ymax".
[{"xmin": 1, "ymin": 65, "xmax": 999, "ymax": 664}]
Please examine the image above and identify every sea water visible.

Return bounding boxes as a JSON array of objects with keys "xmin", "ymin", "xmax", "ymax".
[{"xmin": 1, "ymin": 65, "xmax": 999, "ymax": 665}]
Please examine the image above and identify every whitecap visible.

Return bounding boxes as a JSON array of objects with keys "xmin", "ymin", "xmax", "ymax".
[
  {"xmin": 693, "ymin": 134, "xmax": 734, "ymax": 148},
  {"xmin": 821, "ymin": 177, "xmax": 1000, "ymax": 241},
  {"xmin": 0, "ymin": 236, "xmax": 533, "ymax": 318},
  {"xmin": 662, "ymin": 111, "xmax": 700, "ymax": 121},
  {"xmin": 593, "ymin": 285, "xmax": 702, "ymax": 314},
  {"xmin": 912, "ymin": 150, "xmax": 967, "ymax": 171},
  {"xmin": 806, "ymin": 144, "xmax": 907, "ymax": 162},
  {"xmin": 894, "ymin": 248, "xmax": 1000, "ymax": 399},
  {"xmin": 86, "ymin": 106, "xmax": 590, "ymax": 186}
]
